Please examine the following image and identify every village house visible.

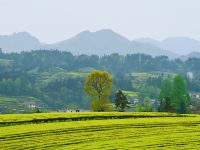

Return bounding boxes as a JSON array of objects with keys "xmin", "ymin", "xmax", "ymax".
[{"xmin": 23, "ymin": 101, "xmax": 36, "ymax": 109}]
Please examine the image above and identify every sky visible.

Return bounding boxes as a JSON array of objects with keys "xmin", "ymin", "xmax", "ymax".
[{"xmin": 0, "ymin": 0, "xmax": 200, "ymax": 43}]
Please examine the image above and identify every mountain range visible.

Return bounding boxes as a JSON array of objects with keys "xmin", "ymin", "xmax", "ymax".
[{"xmin": 1, "ymin": 29, "xmax": 200, "ymax": 59}]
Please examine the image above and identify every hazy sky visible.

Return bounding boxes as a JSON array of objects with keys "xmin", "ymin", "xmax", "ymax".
[{"xmin": 0, "ymin": 0, "xmax": 200, "ymax": 43}]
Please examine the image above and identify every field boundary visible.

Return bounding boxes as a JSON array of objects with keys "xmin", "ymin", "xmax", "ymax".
[{"xmin": 0, "ymin": 113, "xmax": 192, "ymax": 127}]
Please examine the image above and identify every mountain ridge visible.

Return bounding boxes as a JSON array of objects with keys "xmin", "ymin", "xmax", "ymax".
[{"xmin": 1, "ymin": 29, "xmax": 200, "ymax": 59}]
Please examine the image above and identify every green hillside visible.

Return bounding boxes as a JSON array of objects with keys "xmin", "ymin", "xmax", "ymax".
[
  {"xmin": 0, "ymin": 50, "xmax": 200, "ymax": 113},
  {"xmin": 0, "ymin": 96, "xmax": 45, "ymax": 114}
]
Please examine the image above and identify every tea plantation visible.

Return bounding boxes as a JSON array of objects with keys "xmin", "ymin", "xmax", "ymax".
[{"xmin": 0, "ymin": 112, "xmax": 200, "ymax": 149}]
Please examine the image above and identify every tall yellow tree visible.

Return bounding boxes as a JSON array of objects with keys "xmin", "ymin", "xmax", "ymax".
[{"xmin": 84, "ymin": 70, "xmax": 112, "ymax": 112}]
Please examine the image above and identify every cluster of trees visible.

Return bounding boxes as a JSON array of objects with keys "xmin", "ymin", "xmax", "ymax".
[
  {"xmin": 159, "ymin": 75, "xmax": 190, "ymax": 113},
  {"xmin": 135, "ymin": 97, "xmax": 154, "ymax": 112},
  {"xmin": 0, "ymin": 50, "xmax": 197, "ymax": 112},
  {"xmin": 0, "ymin": 78, "xmax": 35, "ymax": 96},
  {"xmin": 1, "ymin": 50, "xmax": 200, "ymax": 75},
  {"xmin": 85, "ymin": 71, "xmax": 154, "ymax": 113},
  {"xmin": 84, "ymin": 70, "xmax": 132, "ymax": 112},
  {"xmin": 85, "ymin": 70, "xmax": 190, "ymax": 113}
]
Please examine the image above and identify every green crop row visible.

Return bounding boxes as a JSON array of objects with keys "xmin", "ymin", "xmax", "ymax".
[
  {"xmin": 1, "ymin": 115, "xmax": 200, "ymax": 149},
  {"xmin": 0, "ymin": 112, "xmax": 190, "ymax": 126}
]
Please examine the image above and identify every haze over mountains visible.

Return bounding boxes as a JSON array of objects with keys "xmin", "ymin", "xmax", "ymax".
[
  {"xmin": 1, "ymin": 29, "xmax": 200, "ymax": 59},
  {"xmin": 136, "ymin": 37, "xmax": 200, "ymax": 54}
]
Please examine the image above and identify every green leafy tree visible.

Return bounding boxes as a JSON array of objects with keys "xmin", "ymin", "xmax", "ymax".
[
  {"xmin": 164, "ymin": 97, "xmax": 172, "ymax": 112},
  {"xmin": 84, "ymin": 70, "xmax": 112, "ymax": 112},
  {"xmin": 135, "ymin": 103, "xmax": 142, "ymax": 112},
  {"xmin": 159, "ymin": 78, "xmax": 172, "ymax": 112},
  {"xmin": 143, "ymin": 97, "xmax": 153, "ymax": 112},
  {"xmin": 115, "ymin": 90, "xmax": 129, "ymax": 112},
  {"xmin": 171, "ymin": 75, "xmax": 190, "ymax": 113}
]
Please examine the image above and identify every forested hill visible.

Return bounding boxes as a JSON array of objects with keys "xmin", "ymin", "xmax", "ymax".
[
  {"xmin": 0, "ymin": 50, "xmax": 199, "ymax": 73},
  {"xmin": 0, "ymin": 50, "xmax": 200, "ymax": 113}
]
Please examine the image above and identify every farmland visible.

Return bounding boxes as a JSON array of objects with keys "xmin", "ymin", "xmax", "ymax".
[{"xmin": 1, "ymin": 112, "xmax": 200, "ymax": 149}]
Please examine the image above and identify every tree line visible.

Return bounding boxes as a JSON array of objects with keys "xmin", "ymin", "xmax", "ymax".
[
  {"xmin": 1, "ymin": 50, "xmax": 200, "ymax": 74},
  {"xmin": 85, "ymin": 70, "xmax": 190, "ymax": 113}
]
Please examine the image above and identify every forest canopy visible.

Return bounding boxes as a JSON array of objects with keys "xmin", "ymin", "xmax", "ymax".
[{"xmin": 0, "ymin": 50, "xmax": 199, "ymax": 113}]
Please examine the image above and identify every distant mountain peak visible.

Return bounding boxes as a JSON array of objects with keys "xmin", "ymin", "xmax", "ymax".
[
  {"xmin": 51, "ymin": 29, "xmax": 176, "ymax": 57},
  {"xmin": 76, "ymin": 29, "xmax": 126, "ymax": 38},
  {"xmin": 76, "ymin": 30, "xmax": 91, "ymax": 36},
  {"xmin": 0, "ymin": 31, "xmax": 36, "ymax": 39},
  {"xmin": 0, "ymin": 31, "xmax": 39, "ymax": 41},
  {"xmin": 3, "ymin": 29, "xmax": 198, "ymax": 58},
  {"xmin": 75, "ymin": 29, "xmax": 117, "ymax": 37},
  {"xmin": 95, "ymin": 29, "xmax": 115, "ymax": 34},
  {"xmin": 0, "ymin": 31, "xmax": 40, "ymax": 52}
]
